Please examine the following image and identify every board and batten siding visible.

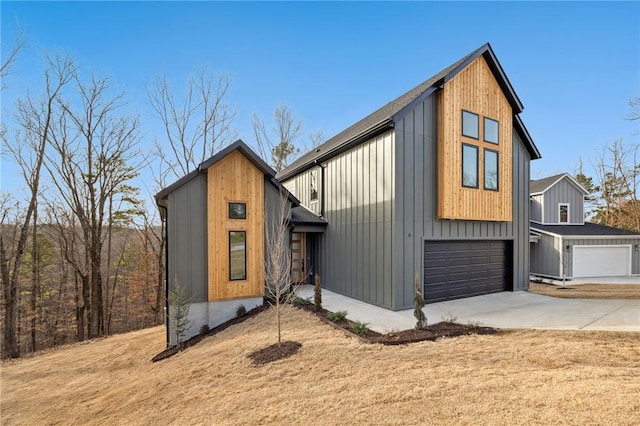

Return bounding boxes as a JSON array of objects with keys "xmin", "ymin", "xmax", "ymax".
[
  {"xmin": 530, "ymin": 233, "xmax": 563, "ymax": 278},
  {"xmin": 530, "ymin": 195, "xmax": 543, "ymax": 223},
  {"xmin": 282, "ymin": 166, "xmax": 322, "ymax": 215},
  {"xmin": 167, "ymin": 173, "xmax": 208, "ymax": 303},
  {"xmin": 565, "ymin": 238, "xmax": 640, "ymax": 276},
  {"xmin": 393, "ymin": 92, "xmax": 531, "ymax": 309},
  {"xmin": 318, "ymin": 130, "xmax": 395, "ymax": 309},
  {"xmin": 542, "ymin": 178, "xmax": 584, "ymax": 224}
]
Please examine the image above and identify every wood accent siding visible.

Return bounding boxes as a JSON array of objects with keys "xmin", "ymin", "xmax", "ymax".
[
  {"xmin": 207, "ymin": 151, "xmax": 264, "ymax": 301},
  {"xmin": 437, "ymin": 56, "xmax": 513, "ymax": 221}
]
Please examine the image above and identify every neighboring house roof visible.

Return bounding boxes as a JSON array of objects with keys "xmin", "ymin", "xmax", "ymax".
[
  {"xmin": 278, "ymin": 42, "xmax": 541, "ymax": 181},
  {"xmin": 530, "ymin": 173, "xmax": 589, "ymax": 196},
  {"xmin": 155, "ymin": 139, "xmax": 299, "ymax": 208},
  {"xmin": 531, "ymin": 222, "xmax": 640, "ymax": 237},
  {"xmin": 291, "ymin": 206, "xmax": 328, "ymax": 226}
]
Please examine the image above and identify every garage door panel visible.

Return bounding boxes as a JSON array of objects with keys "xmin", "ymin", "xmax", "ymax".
[
  {"xmin": 424, "ymin": 240, "xmax": 508, "ymax": 303},
  {"xmin": 573, "ymin": 245, "xmax": 631, "ymax": 278}
]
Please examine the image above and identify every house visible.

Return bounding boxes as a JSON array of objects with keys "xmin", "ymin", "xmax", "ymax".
[
  {"xmin": 278, "ymin": 42, "xmax": 541, "ymax": 308},
  {"xmin": 530, "ymin": 173, "xmax": 640, "ymax": 279},
  {"xmin": 155, "ymin": 140, "xmax": 325, "ymax": 345}
]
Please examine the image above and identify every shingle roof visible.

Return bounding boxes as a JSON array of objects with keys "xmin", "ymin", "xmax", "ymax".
[
  {"xmin": 530, "ymin": 173, "xmax": 566, "ymax": 194},
  {"xmin": 531, "ymin": 222, "xmax": 640, "ymax": 237},
  {"xmin": 278, "ymin": 42, "xmax": 540, "ymax": 181},
  {"xmin": 291, "ymin": 206, "xmax": 328, "ymax": 226}
]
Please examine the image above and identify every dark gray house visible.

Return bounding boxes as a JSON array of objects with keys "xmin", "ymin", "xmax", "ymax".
[
  {"xmin": 530, "ymin": 173, "xmax": 640, "ymax": 279},
  {"xmin": 279, "ymin": 43, "xmax": 542, "ymax": 309}
]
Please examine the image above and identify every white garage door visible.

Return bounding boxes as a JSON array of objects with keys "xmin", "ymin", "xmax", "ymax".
[{"xmin": 573, "ymin": 245, "xmax": 631, "ymax": 278}]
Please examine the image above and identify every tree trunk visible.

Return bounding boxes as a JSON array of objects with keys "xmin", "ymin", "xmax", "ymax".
[
  {"xmin": 1, "ymin": 236, "xmax": 20, "ymax": 358},
  {"xmin": 30, "ymin": 204, "xmax": 38, "ymax": 352}
]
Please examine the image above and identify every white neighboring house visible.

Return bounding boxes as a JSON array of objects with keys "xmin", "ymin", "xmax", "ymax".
[{"xmin": 529, "ymin": 173, "xmax": 640, "ymax": 279}]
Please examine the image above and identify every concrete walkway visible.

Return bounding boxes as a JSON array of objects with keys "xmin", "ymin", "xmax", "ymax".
[{"xmin": 296, "ymin": 286, "xmax": 640, "ymax": 333}]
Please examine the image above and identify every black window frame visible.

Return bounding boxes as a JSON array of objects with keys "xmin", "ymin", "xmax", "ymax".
[
  {"xmin": 229, "ymin": 231, "xmax": 247, "ymax": 281},
  {"xmin": 484, "ymin": 148, "xmax": 499, "ymax": 191},
  {"xmin": 462, "ymin": 143, "xmax": 479, "ymax": 189},
  {"xmin": 310, "ymin": 169, "xmax": 318, "ymax": 202},
  {"xmin": 484, "ymin": 117, "xmax": 499, "ymax": 145},
  {"xmin": 228, "ymin": 202, "xmax": 247, "ymax": 219},
  {"xmin": 462, "ymin": 110, "xmax": 479, "ymax": 140}
]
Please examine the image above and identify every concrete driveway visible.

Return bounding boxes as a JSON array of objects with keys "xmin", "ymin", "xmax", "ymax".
[{"xmin": 296, "ymin": 286, "xmax": 640, "ymax": 333}]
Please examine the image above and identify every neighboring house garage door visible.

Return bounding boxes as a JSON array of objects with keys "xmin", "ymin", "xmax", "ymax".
[
  {"xmin": 572, "ymin": 245, "xmax": 631, "ymax": 278},
  {"xmin": 424, "ymin": 240, "xmax": 508, "ymax": 303}
]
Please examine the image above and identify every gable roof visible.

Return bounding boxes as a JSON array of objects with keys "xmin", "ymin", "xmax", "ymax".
[
  {"xmin": 278, "ymin": 43, "xmax": 541, "ymax": 181},
  {"xmin": 530, "ymin": 173, "xmax": 589, "ymax": 196},
  {"xmin": 531, "ymin": 222, "xmax": 640, "ymax": 237},
  {"xmin": 155, "ymin": 139, "xmax": 299, "ymax": 207},
  {"xmin": 291, "ymin": 206, "xmax": 328, "ymax": 226}
]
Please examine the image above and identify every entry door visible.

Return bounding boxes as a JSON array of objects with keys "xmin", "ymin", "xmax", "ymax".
[{"xmin": 291, "ymin": 232, "xmax": 306, "ymax": 282}]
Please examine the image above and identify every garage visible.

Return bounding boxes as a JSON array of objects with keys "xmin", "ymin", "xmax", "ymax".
[
  {"xmin": 424, "ymin": 240, "xmax": 509, "ymax": 303},
  {"xmin": 573, "ymin": 245, "xmax": 631, "ymax": 278}
]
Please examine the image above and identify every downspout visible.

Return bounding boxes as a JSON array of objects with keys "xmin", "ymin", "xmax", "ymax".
[
  {"xmin": 315, "ymin": 160, "xmax": 326, "ymax": 218},
  {"xmin": 159, "ymin": 204, "xmax": 170, "ymax": 347}
]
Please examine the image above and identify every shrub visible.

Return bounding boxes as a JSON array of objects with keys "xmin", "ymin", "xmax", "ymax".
[
  {"xmin": 327, "ymin": 310, "xmax": 347, "ymax": 322},
  {"xmin": 294, "ymin": 296, "xmax": 312, "ymax": 306},
  {"xmin": 441, "ymin": 313, "xmax": 458, "ymax": 324},
  {"xmin": 199, "ymin": 324, "xmax": 210, "ymax": 335},
  {"xmin": 350, "ymin": 321, "xmax": 370, "ymax": 335},
  {"xmin": 236, "ymin": 304, "xmax": 247, "ymax": 317},
  {"xmin": 314, "ymin": 273, "xmax": 322, "ymax": 311},
  {"xmin": 413, "ymin": 274, "xmax": 427, "ymax": 330}
]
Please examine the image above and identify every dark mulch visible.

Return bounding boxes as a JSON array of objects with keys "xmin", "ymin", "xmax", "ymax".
[
  {"xmin": 295, "ymin": 301, "xmax": 497, "ymax": 345},
  {"xmin": 151, "ymin": 303, "xmax": 269, "ymax": 362},
  {"xmin": 248, "ymin": 341, "xmax": 302, "ymax": 365}
]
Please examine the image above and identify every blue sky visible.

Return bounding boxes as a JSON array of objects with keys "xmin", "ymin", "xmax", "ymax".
[{"xmin": 2, "ymin": 1, "xmax": 639, "ymax": 201}]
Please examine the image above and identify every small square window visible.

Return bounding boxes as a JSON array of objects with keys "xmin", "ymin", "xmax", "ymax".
[
  {"xmin": 462, "ymin": 110, "xmax": 479, "ymax": 139},
  {"xmin": 229, "ymin": 203, "xmax": 246, "ymax": 219},
  {"xmin": 462, "ymin": 143, "xmax": 479, "ymax": 188},
  {"xmin": 484, "ymin": 149, "xmax": 499, "ymax": 191},
  {"xmin": 484, "ymin": 117, "xmax": 499, "ymax": 144}
]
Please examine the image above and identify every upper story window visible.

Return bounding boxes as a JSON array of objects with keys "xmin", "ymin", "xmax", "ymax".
[
  {"xmin": 484, "ymin": 149, "xmax": 499, "ymax": 191},
  {"xmin": 559, "ymin": 203, "xmax": 569, "ymax": 223},
  {"xmin": 310, "ymin": 169, "xmax": 318, "ymax": 202},
  {"xmin": 484, "ymin": 117, "xmax": 499, "ymax": 144},
  {"xmin": 462, "ymin": 110, "xmax": 479, "ymax": 139},
  {"xmin": 229, "ymin": 202, "xmax": 246, "ymax": 219},
  {"xmin": 462, "ymin": 144, "xmax": 479, "ymax": 188}
]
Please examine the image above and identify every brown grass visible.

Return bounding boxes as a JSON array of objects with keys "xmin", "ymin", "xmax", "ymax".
[
  {"xmin": 529, "ymin": 282, "xmax": 640, "ymax": 299},
  {"xmin": 2, "ymin": 305, "xmax": 639, "ymax": 425}
]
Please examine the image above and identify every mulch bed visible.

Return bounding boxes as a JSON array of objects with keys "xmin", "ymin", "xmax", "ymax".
[
  {"xmin": 295, "ymin": 301, "xmax": 497, "ymax": 345},
  {"xmin": 151, "ymin": 304, "xmax": 269, "ymax": 362},
  {"xmin": 248, "ymin": 341, "xmax": 302, "ymax": 365}
]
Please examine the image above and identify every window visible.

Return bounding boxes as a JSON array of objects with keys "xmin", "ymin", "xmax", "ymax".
[
  {"xmin": 462, "ymin": 144, "xmax": 478, "ymax": 188},
  {"xmin": 559, "ymin": 204, "xmax": 569, "ymax": 223},
  {"xmin": 484, "ymin": 149, "xmax": 499, "ymax": 191},
  {"xmin": 229, "ymin": 231, "xmax": 246, "ymax": 280},
  {"xmin": 484, "ymin": 117, "xmax": 499, "ymax": 144},
  {"xmin": 462, "ymin": 110, "xmax": 479, "ymax": 139},
  {"xmin": 229, "ymin": 202, "xmax": 246, "ymax": 219},
  {"xmin": 310, "ymin": 169, "xmax": 318, "ymax": 202}
]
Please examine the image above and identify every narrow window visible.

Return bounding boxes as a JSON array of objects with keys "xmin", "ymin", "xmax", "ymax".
[
  {"xmin": 462, "ymin": 110, "xmax": 479, "ymax": 139},
  {"xmin": 229, "ymin": 231, "xmax": 246, "ymax": 281},
  {"xmin": 462, "ymin": 144, "xmax": 479, "ymax": 188},
  {"xmin": 484, "ymin": 117, "xmax": 499, "ymax": 144},
  {"xmin": 484, "ymin": 149, "xmax": 499, "ymax": 191},
  {"xmin": 559, "ymin": 204, "xmax": 569, "ymax": 223},
  {"xmin": 310, "ymin": 169, "xmax": 318, "ymax": 201},
  {"xmin": 229, "ymin": 202, "xmax": 246, "ymax": 219}
]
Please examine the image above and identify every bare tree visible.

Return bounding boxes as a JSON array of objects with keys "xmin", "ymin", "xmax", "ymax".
[
  {"xmin": 0, "ymin": 54, "xmax": 74, "ymax": 358},
  {"xmin": 147, "ymin": 69, "xmax": 236, "ymax": 181},
  {"xmin": 0, "ymin": 27, "xmax": 25, "ymax": 91},
  {"xmin": 46, "ymin": 69, "xmax": 142, "ymax": 339},
  {"xmin": 304, "ymin": 129, "xmax": 325, "ymax": 153},
  {"xmin": 252, "ymin": 102, "xmax": 303, "ymax": 172}
]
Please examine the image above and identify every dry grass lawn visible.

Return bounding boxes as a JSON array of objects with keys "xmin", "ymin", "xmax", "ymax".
[
  {"xmin": 529, "ymin": 282, "xmax": 640, "ymax": 299},
  {"xmin": 2, "ymin": 305, "xmax": 639, "ymax": 425}
]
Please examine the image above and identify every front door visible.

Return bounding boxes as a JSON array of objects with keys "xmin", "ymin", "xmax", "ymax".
[{"xmin": 291, "ymin": 232, "xmax": 306, "ymax": 282}]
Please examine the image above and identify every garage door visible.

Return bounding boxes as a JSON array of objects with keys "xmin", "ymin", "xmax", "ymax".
[
  {"xmin": 424, "ymin": 240, "xmax": 508, "ymax": 303},
  {"xmin": 573, "ymin": 245, "xmax": 631, "ymax": 278}
]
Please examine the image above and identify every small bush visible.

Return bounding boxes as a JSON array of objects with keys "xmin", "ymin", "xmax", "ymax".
[
  {"xmin": 441, "ymin": 313, "xmax": 458, "ymax": 324},
  {"xmin": 350, "ymin": 321, "xmax": 370, "ymax": 335},
  {"xmin": 236, "ymin": 304, "xmax": 247, "ymax": 317},
  {"xmin": 294, "ymin": 296, "xmax": 313, "ymax": 306},
  {"xmin": 199, "ymin": 324, "xmax": 210, "ymax": 335},
  {"xmin": 314, "ymin": 273, "xmax": 322, "ymax": 311},
  {"xmin": 413, "ymin": 274, "xmax": 427, "ymax": 330},
  {"xmin": 327, "ymin": 310, "xmax": 347, "ymax": 322}
]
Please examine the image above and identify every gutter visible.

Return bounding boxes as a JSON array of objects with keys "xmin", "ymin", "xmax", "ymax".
[{"xmin": 158, "ymin": 204, "xmax": 170, "ymax": 348}]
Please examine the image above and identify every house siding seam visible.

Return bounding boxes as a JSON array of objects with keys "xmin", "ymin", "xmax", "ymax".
[{"xmin": 542, "ymin": 178, "xmax": 584, "ymax": 224}]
